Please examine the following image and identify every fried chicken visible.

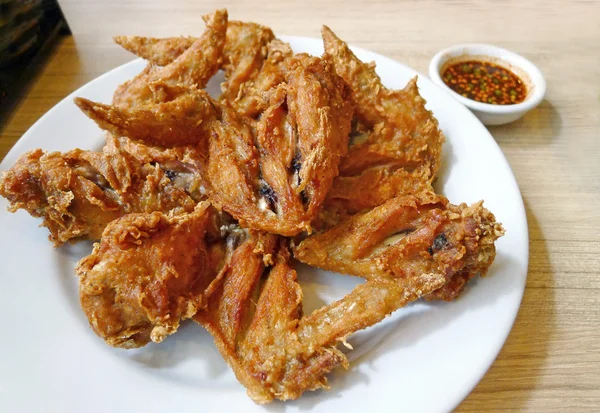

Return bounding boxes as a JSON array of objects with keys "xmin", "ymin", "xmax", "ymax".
[
  {"xmin": 196, "ymin": 234, "xmax": 445, "ymax": 403},
  {"xmin": 335, "ymin": 77, "xmax": 443, "ymax": 176},
  {"xmin": 222, "ymin": 36, "xmax": 293, "ymax": 118},
  {"xmin": 294, "ymin": 190, "xmax": 505, "ymax": 301},
  {"xmin": 206, "ymin": 54, "xmax": 353, "ymax": 235},
  {"xmin": 113, "ymin": 20, "xmax": 273, "ymax": 69},
  {"xmin": 319, "ymin": 26, "xmax": 445, "ymax": 223},
  {"xmin": 114, "ymin": 21, "xmax": 293, "ymax": 119},
  {"xmin": 75, "ymin": 84, "xmax": 218, "ymax": 147},
  {"xmin": 324, "ymin": 164, "xmax": 432, "ymax": 214},
  {"xmin": 0, "ymin": 135, "xmax": 204, "ymax": 245},
  {"xmin": 219, "ymin": 21, "xmax": 276, "ymax": 105},
  {"xmin": 76, "ymin": 202, "xmax": 221, "ymax": 348},
  {"xmin": 322, "ymin": 27, "xmax": 443, "ymax": 175},
  {"xmin": 114, "ymin": 35, "xmax": 198, "ymax": 67},
  {"xmin": 0, "ymin": 9, "xmax": 507, "ymax": 405},
  {"xmin": 113, "ymin": 9, "xmax": 227, "ymax": 108}
]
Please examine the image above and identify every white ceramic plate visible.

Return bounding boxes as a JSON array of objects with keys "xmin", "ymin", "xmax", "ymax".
[{"xmin": 0, "ymin": 36, "xmax": 528, "ymax": 413}]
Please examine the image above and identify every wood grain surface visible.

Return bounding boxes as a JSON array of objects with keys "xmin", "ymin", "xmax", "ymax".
[{"xmin": 2, "ymin": 0, "xmax": 599, "ymax": 411}]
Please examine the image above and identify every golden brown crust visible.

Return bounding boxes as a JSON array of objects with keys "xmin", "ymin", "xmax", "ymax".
[
  {"xmin": 294, "ymin": 190, "xmax": 505, "ymax": 300},
  {"xmin": 113, "ymin": 9, "xmax": 227, "ymax": 108},
  {"xmin": 76, "ymin": 202, "xmax": 218, "ymax": 348},
  {"xmin": 0, "ymin": 149, "xmax": 124, "ymax": 244},
  {"xmin": 206, "ymin": 55, "xmax": 353, "ymax": 236},
  {"xmin": 223, "ymin": 38, "xmax": 293, "ymax": 118},
  {"xmin": 112, "ymin": 22, "xmax": 290, "ymax": 119},
  {"xmin": 76, "ymin": 85, "xmax": 217, "ymax": 147},
  {"xmin": 219, "ymin": 21, "xmax": 277, "ymax": 108},
  {"xmin": 196, "ymin": 236, "xmax": 445, "ymax": 403},
  {"xmin": 0, "ymin": 136, "xmax": 203, "ymax": 245},
  {"xmin": 321, "ymin": 26, "xmax": 445, "ymax": 219},
  {"xmin": 113, "ymin": 20, "xmax": 274, "ymax": 70},
  {"xmin": 114, "ymin": 35, "xmax": 197, "ymax": 66},
  {"xmin": 322, "ymin": 164, "xmax": 433, "ymax": 222}
]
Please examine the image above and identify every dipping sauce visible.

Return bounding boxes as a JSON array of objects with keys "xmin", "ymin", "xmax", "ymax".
[{"xmin": 442, "ymin": 60, "xmax": 527, "ymax": 105}]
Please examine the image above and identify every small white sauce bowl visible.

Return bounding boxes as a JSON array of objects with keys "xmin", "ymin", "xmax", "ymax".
[{"xmin": 429, "ymin": 44, "xmax": 546, "ymax": 125}]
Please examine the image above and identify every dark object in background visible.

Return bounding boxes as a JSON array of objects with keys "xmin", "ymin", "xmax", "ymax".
[{"xmin": 0, "ymin": 0, "xmax": 69, "ymax": 106}]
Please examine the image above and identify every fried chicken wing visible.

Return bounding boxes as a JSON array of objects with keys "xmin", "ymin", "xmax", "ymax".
[
  {"xmin": 336, "ymin": 85, "xmax": 443, "ymax": 176},
  {"xmin": 0, "ymin": 136, "xmax": 203, "ymax": 245},
  {"xmin": 314, "ymin": 164, "xmax": 433, "ymax": 230},
  {"xmin": 114, "ymin": 35, "xmax": 197, "ymax": 66},
  {"xmin": 207, "ymin": 55, "xmax": 353, "ymax": 235},
  {"xmin": 0, "ymin": 148, "xmax": 123, "ymax": 244},
  {"xmin": 322, "ymin": 27, "xmax": 443, "ymax": 170},
  {"xmin": 295, "ymin": 190, "xmax": 505, "ymax": 301},
  {"xmin": 113, "ymin": 20, "xmax": 273, "ymax": 70},
  {"xmin": 222, "ymin": 36, "xmax": 293, "ymax": 118},
  {"xmin": 220, "ymin": 21, "xmax": 276, "ymax": 102},
  {"xmin": 116, "ymin": 135, "xmax": 205, "ymax": 167},
  {"xmin": 113, "ymin": 9, "xmax": 227, "ymax": 108},
  {"xmin": 196, "ymin": 235, "xmax": 444, "ymax": 403},
  {"xmin": 76, "ymin": 84, "xmax": 217, "ymax": 147},
  {"xmin": 76, "ymin": 202, "xmax": 220, "ymax": 348},
  {"xmin": 320, "ymin": 26, "xmax": 444, "ymax": 218},
  {"xmin": 325, "ymin": 165, "xmax": 432, "ymax": 214},
  {"xmin": 114, "ymin": 22, "xmax": 292, "ymax": 119}
]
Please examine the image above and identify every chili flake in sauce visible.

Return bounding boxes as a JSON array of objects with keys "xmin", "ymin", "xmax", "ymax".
[{"xmin": 442, "ymin": 60, "xmax": 527, "ymax": 105}]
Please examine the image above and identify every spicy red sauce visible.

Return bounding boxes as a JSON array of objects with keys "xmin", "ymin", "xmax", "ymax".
[{"xmin": 442, "ymin": 60, "xmax": 527, "ymax": 105}]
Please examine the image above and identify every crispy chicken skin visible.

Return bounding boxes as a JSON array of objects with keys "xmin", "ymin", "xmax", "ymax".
[
  {"xmin": 114, "ymin": 35, "xmax": 198, "ymax": 67},
  {"xmin": 113, "ymin": 9, "xmax": 227, "ymax": 108},
  {"xmin": 295, "ymin": 190, "xmax": 505, "ymax": 301},
  {"xmin": 75, "ymin": 84, "xmax": 218, "ymax": 147},
  {"xmin": 324, "ymin": 164, "xmax": 432, "ymax": 213},
  {"xmin": 222, "ymin": 36, "xmax": 293, "ymax": 118},
  {"xmin": 315, "ymin": 161, "xmax": 435, "ymax": 230},
  {"xmin": 207, "ymin": 55, "xmax": 353, "ymax": 235},
  {"xmin": 0, "ymin": 148, "xmax": 122, "ymax": 244},
  {"xmin": 320, "ymin": 26, "xmax": 444, "ymax": 220},
  {"xmin": 0, "ymin": 136, "xmax": 202, "ymax": 245},
  {"xmin": 113, "ymin": 22, "xmax": 293, "ymax": 119},
  {"xmin": 113, "ymin": 20, "xmax": 273, "ymax": 70},
  {"xmin": 76, "ymin": 202, "xmax": 219, "ymax": 348},
  {"xmin": 336, "ymin": 77, "xmax": 443, "ymax": 177},
  {"xmin": 196, "ymin": 235, "xmax": 444, "ymax": 403},
  {"xmin": 322, "ymin": 26, "xmax": 443, "ymax": 175},
  {"xmin": 219, "ymin": 21, "xmax": 276, "ymax": 106}
]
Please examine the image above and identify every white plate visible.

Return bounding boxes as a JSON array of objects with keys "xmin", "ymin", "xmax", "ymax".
[{"xmin": 0, "ymin": 36, "xmax": 528, "ymax": 413}]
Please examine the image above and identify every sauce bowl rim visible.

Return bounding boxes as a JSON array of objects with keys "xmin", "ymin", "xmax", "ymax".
[{"xmin": 429, "ymin": 43, "xmax": 546, "ymax": 115}]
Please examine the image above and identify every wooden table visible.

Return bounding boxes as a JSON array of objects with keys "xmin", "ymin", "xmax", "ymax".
[{"xmin": 2, "ymin": 1, "xmax": 599, "ymax": 411}]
